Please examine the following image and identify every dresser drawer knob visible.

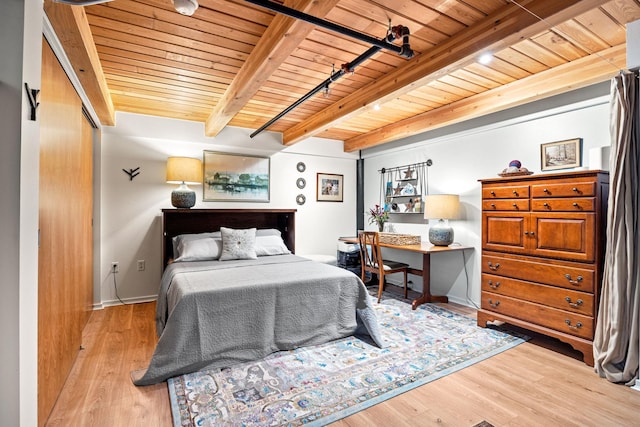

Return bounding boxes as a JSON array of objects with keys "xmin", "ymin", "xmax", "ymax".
[
  {"xmin": 488, "ymin": 262, "xmax": 500, "ymax": 271},
  {"xmin": 564, "ymin": 274, "xmax": 584, "ymax": 285},
  {"xmin": 565, "ymin": 319, "xmax": 583, "ymax": 330},
  {"xmin": 512, "ymin": 190, "xmax": 518, "ymax": 196},
  {"xmin": 572, "ymin": 202, "xmax": 581, "ymax": 209},
  {"xmin": 488, "ymin": 299, "xmax": 500, "ymax": 308},
  {"xmin": 512, "ymin": 203, "xmax": 518, "ymax": 209},
  {"xmin": 490, "ymin": 203, "xmax": 496, "ymax": 208},
  {"xmin": 488, "ymin": 280, "xmax": 501, "ymax": 289},
  {"xmin": 543, "ymin": 188, "xmax": 549, "ymax": 193},
  {"xmin": 572, "ymin": 187, "xmax": 579, "ymax": 193},
  {"xmin": 565, "ymin": 297, "xmax": 584, "ymax": 308},
  {"xmin": 543, "ymin": 202, "xmax": 550, "ymax": 209},
  {"xmin": 490, "ymin": 191, "xmax": 496, "ymax": 196}
]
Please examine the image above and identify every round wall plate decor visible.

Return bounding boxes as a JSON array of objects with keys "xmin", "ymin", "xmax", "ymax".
[
  {"xmin": 296, "ymin": 162, "xmax": 306, "ymax": 172},
  {"xmin": 296, "ymin": 194, "xmax": 306, "ymax": 205},
  {"xmin": 296, "ymin": 177, "xmax": 306, "ymax": 189}
]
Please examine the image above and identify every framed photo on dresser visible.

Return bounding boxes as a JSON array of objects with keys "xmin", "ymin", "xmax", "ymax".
[{"xmin": 540, "ymin": 138, "xmax": 582, "ymax": 171}]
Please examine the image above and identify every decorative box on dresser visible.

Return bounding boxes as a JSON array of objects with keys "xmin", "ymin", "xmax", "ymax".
[{"xmin": 477, "ymin": 170, "xmax": 609, "ymax": 366}]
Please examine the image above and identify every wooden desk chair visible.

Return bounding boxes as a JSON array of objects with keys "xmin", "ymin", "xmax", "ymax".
[{"xmin": 358, "ymin": 231, "xmax": 409, "ymax": 303}]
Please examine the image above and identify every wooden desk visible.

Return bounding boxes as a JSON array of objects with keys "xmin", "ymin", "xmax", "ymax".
[{"xmin": 340, "ymin": 237, "xmax": 472, "ymax": 309}]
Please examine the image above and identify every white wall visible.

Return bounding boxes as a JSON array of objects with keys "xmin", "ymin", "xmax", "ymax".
[
  {"xmin": 1, "ymin": 0, "xmax": 41, "ymax": 425},
  {"xmin": 99, "ymin": 113, "xmax": 358, "ymax": 306},
  {"xmin": 361, "ymin": 86, "xmax": 612, "ymax": 307}
]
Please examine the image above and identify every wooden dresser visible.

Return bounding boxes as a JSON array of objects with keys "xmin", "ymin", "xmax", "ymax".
[{"xmin": 478, "ymin": 170, "xmax": 609, "ymax": 365}]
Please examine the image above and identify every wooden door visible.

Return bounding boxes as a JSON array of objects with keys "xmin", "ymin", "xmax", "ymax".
[
  {"xmin": 482, "ymin": 211, "xmax": 529, "ymax": 254},
  {"xmin": 38, "ymin": 38, "xmax": 94, "ymax": 426},
  {"xmin": 531, "ymin": 212, "xmax": 595, "ymax": 262}
]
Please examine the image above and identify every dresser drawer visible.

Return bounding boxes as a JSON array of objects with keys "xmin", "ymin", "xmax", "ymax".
[
  {"xmin": 531, "ymin": 197, "xmax": 595, "ymax": 212},
  {"xmin": 531, "ymin": 182, "xmax": 596, "ymax": 198},
  {"xmin": 483, "ymin": 199, "xmax": 530, "ymax": 211},
  {"xmin": 482, "ymin": 252, "xmax": 595, "ymax": 292},
  {"xmin": 481, "ymin": 291, "xmax": 593, "ymax": 339},
  {"xmin": 483, "ymin": 185, "xmax": 529, "ymax": 199},
  {"xmin": 482, "ymin": 273, "xmax": 594, "ymax": 315}
]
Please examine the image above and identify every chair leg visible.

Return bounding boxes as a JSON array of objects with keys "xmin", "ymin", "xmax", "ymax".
[
  {"xmin": 377, "ymin": 275, "xmax": 384, "ymax": 303},
  {"xmin": 403, "ymin": 270, "xmax": 408, "ymax": 299}
]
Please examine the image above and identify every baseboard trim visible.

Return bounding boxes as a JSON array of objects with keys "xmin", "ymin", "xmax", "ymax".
[{"xmin": 93, "ymin": 295, "xmax": 158, "ymax": 309}]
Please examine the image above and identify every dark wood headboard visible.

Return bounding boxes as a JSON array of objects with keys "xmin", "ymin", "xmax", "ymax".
[{"xmin": 161, "ymin": 208, "xmax": 296, "ymax": 267}]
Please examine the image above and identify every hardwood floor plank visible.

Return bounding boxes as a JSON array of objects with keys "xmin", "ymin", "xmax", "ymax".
[
  {"xmin": 47, "ymin": 297, "xmax": 640, "ymax": 426},
  {"xmin": 46, "ymin": 303, "xmax": 171, "ymax": 427}
]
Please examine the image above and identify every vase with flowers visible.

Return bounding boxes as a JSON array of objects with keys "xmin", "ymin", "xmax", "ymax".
[{"xmin": 368, "ymin": 204, "xmax": 389, "ymax": 232}]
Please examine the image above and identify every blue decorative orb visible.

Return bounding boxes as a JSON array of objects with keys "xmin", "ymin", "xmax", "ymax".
[{"xmin": 509, "ymin": 160, "xmax": 522, "ymax": 168}]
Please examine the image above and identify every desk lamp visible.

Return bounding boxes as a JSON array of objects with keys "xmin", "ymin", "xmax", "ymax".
[
  {"xmin": 424, "ymin": 194, "xmax": 459, "ymax": 246},
  {"xmin": 166, "ymin": 157, "xmax": 202, "ymax": 208}
]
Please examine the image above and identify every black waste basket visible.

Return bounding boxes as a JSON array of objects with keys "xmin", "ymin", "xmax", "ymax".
[{"xmin": 336, "ymin": 241, "xmax": 362, "ymax": 276}]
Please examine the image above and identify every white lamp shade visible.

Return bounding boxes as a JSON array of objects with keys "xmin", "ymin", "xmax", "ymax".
[
  {"xmin": 166, "ymin": 157, "xmax": 203, "ymax": 185},
  {"xmin": 424, "ymin": 194, "xmax": 460, "ymax": 219}
]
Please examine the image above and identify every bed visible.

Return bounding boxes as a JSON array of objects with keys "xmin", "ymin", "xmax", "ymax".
[{"xmin": 133, "ymin": 209, "xmax": 384, "ymax": 386}]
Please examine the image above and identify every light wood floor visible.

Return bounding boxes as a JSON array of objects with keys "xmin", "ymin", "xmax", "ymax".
[{"xmin": 46, "ymin": 293, "xmax": 640, "ymax": 427}]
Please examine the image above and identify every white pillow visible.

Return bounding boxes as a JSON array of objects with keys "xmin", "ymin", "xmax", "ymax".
[
  {"xmin": 174, "ymin": 237, "xmax": 222, "ymax": 262},
  {"xmin": 219, "ymin": 227, "xmax": 257, "ymax": 261},
  {"xmin": 256, "ymin": 228, "xmax": 282, "ymax": 237},
  {"xmin": 255, "ymin": 235, "xmax": 291, "ymax": 256},
  {"xmin": 172, "ymin": 232, "xmax": 218, "ymax": 259}
]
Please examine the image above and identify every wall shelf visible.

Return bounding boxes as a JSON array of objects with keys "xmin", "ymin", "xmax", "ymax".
[{"xmin": 378, "ymin": 160, "xmax": 432, "ymax": 215}]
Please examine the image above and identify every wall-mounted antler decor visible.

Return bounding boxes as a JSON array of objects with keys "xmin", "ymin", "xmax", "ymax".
[{"xmin": 122, "ymin": 167, "xmax": 140, "ymax": 181}]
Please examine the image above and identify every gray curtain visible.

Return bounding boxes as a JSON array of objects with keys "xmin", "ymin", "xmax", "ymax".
[{"xmin": 594, "ymin": 71, "xmax": 640, "ymax": 386}]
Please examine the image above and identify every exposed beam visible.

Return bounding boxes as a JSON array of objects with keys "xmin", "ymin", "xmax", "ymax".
[
  {"xmin": 204, "ymin": 0, "xmax": 340, "ymax": 136},
  {"xmin": 44, "ymin": 0, "xmax": 115, "ymax": 126},
  {"xmin": 282, "ymin": 0, "xmax": 610, "ymax": 146},
  {"xmin": 344, "ymin": 44, "xmax": 625, "ymax": 152}
]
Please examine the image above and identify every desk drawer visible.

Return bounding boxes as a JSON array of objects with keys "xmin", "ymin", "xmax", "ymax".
[{"xmin": 481, "ymin": 291, "xmax": 593, "ymax": 339}]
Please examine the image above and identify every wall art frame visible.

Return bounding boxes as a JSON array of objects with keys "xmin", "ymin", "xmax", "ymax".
[
  {"xmin": 316, "ymin": 172, "xmax": 343, "ymax": 202},
  {"xmin": 203, "ymin": 151, "xmax": 270, "ymax": 202},
  {"xmin": 540, "ymin": 138, "xmax": 582, "ymax": 171}
]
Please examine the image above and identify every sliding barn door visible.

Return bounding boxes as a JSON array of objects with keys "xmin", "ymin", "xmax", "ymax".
[{"xmin": 38, "ymin": 38, "xmax": 94, "ymax": 426}]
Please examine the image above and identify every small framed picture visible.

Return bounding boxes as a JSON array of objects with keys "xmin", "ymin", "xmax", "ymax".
[
  {"xmin": 203, "ymin": 151, "xmax": 270, "ymax": 202},
  {"xmin": 316, "ymin": 173, "xmax": 343, "ymax": 202},
  {"xmin": 541, "ymin": 138, "xmax": 582, "ymax": 171}
]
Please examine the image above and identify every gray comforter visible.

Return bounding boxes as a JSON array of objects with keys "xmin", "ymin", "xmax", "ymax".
[{"xmin": 133, "ymin": 255, "xmax": 384, "ymax": 385}]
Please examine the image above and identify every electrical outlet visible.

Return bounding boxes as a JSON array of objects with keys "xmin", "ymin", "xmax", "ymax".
[
  {"xmin": 137, "ymin": 260, "xmax": 145, "ymax": 271},
  {"xmin": 112, "ymin": 262, "xmax": 119, "ymax": 273}
]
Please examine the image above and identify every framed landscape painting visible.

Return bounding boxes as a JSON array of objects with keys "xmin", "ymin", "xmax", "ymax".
[
  {"xmin": 541, "ymin": 138, "xmax": 582, "ymax": 171},
  {"xmin": 203, "ymin": 151, "xmax": 270, "ymax": 202},
  {"xmin": 316, "ymin": 173, "xmax": 343, "ymax": 202}
]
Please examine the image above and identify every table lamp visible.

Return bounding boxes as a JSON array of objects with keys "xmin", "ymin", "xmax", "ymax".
[
  {"xmin": 166, "ymin": 157, "xmax": 202, "ymax": 208},
  {"xmin": 424, "ymin": 194, "xmax": 459, "ymax": 246}
]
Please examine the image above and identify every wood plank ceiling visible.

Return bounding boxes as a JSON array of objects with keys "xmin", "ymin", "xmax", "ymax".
[{"xmin": 45, "ymin": 0, "xmax": 640, "ymax": 152}]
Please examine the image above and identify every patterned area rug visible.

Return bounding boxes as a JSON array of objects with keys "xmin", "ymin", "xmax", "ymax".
[{"xmin": 168, "ymin": 295, "xmax": 526, "ymax": 426}]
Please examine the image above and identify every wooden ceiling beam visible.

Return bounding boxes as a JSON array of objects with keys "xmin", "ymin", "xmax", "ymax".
[
  {"xmin": 344, "ymin": 44, "xmax": 625, "ymax": 152},
  {"xmin": 282, "ymin": 0, "xmax": 610, "ymax": 146},
  {"xmin": 44, "ymin": 0, "xmax": 115, "ymax": 126},
  {"xmin": 204, "ymin": 0, "xmax": 341, "ymax": 137}
]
